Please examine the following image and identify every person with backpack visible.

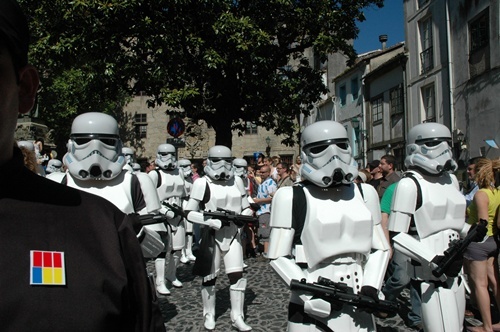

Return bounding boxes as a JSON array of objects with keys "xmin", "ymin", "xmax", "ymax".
[{"xmin": 267, "ymin": 120, "xmax": 391, "ymax": 331}]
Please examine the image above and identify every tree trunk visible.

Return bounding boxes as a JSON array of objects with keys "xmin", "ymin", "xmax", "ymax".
[{"xmin": 212, "ymin": 116, "xmax": 233, "ymax": 150}]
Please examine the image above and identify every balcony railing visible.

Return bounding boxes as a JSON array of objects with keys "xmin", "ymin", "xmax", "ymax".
[{"xmin": 420, "ymin": 47, "xmax": 434, "ymax": 74}]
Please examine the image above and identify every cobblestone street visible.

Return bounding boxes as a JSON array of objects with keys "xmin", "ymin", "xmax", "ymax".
[{"xmin": 154, "ymin": 258, "xmax": 417, "ymax": 331}]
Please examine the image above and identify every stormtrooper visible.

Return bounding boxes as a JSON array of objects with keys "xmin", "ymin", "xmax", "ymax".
[
  {"xmin": 185, "ymin": 146, "xmax": 253, "ymax": 331},
  {"xmin": 45, "ymin": 159, "xmax": 63, "ymax": 174},
  {"xmin": 232, "ymin": 158, "xmax": 248, "ymax": 178},
  {"xmin": 46, "ymin": 112, "xmax": 162, "ymax": 255},
  {"xmin": 388, "ymin": 123, "xmax": 467, "ymax": 331},
  {"xmin": 177, "ymin": 159, "xmax": 197, "ymax": 264},
  {"xmin": 122, "ymin": 146, "xmax": 136, "ymax": 173},
  {"xmin": 267, "ymin": 121, "xmax": 391, "ymax": 332},
  {"xmin": 147, "ymin": 144, "xmax": 187, "ymax": 296}
]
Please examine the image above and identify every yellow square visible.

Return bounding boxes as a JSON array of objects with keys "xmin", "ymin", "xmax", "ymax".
[
  {"xmin": 53, "ymin": 268, "xmax": 63, "ymax": 284},
  {"xmin": 42, "ymin": 267, "xmax": 53, "ymax": 284}
]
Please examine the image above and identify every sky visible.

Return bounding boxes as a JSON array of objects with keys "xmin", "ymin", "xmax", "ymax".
[{"xmin": 354, "ymin": 1, "xmax": 405, "ymax": 54}]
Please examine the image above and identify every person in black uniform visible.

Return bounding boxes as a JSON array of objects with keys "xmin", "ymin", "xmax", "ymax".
[{"xmin": 0, "ymin": 1, "xmax": 165, "ymax": 331}]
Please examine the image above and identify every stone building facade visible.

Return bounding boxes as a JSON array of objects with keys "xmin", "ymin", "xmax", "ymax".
[{"xmin": 122, "ymin": 94, "xmax": 299, "ymax": 166}]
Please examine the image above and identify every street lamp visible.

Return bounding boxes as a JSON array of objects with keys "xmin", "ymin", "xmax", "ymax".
[{"xmin": 265, "ymin": 136, "xmax": 271, "ymax": 156}]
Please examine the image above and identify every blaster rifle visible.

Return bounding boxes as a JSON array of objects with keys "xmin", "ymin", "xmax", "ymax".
[
  {"xmin": 163, "ymin": 202, "xmax": 186, "ymax": 219},
  {"xmin": 137, "ymin": 213, "xmax": 168, "ymax": 226},
  {"xmin": 431, "ymin": 219, "xmax": 488, "ymax": 278},
  {"xmin": 204, "ymin": 208, "xmax": 258, "ymax": 228},
  {"xmin": 290, "ymin": 277, "xmax": 399, "ymax": 314}
]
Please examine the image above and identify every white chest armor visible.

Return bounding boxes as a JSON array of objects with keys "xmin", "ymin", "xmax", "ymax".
[
  {"xmin": 153, "ymin": 169, "xmax": 186, "ymax": 202},
  {"xmin": 66, "ymin": 170, "xmax": 136, "ymax": 214},
  {"xmin": 413, "ymin": 173, "xmax": 465, "ymax": 240},
  {"xmin": 206, "ymin": 177, "xmax": 244, "ymax": 250},
  {"xmin": 300, "ymin": 185, "xmax": 373, "ymax": 268},
  {"xmin": 412, "ymin": 173, "xmax": 465, "ymax": 261}
]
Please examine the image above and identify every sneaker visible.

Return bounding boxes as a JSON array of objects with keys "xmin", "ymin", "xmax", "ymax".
[{"xmin": 256, "ymin": 255, "xmax": 268, "ymax": 262}]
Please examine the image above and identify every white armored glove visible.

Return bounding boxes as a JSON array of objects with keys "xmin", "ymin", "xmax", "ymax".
[
  {"xmin": 304, "ymin": 298, "xmax": 331, "ymax": 318},
  {"xmin": 186, "ymin": 211, "xmax": 222, "ymax": 230},
  {"xmin": 165, "ymin": 209, "xmax": 176, "ymax": 220},
  {"xmin": 207, "ymin": 218, "xmax": 222, "ymax": 230}
]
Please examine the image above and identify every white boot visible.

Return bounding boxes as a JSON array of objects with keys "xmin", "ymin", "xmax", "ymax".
[
  {"xmin": 166, "ymin": 251, "xmax": 182, "ymax": 288},
  {"xmin": 186, "ymin": 234, "xmax": 196, "ymax": 261},
  {"xmin": 155, "ymin": 258, "xmax": 170, "ymax": 295},
  {"xmin": 230, "ymin": 278, "xmax": 252, "ymax": 331},
  {"xmin": 201, "ymin": 285, "xmax": 216, "ymax": 330},
  {"xmin": 180, "ymin": 248, "xmax": 189, "ymax": 264}
]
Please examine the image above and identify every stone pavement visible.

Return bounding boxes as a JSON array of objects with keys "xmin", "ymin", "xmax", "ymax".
[{"xmin": 153, "ymin": 257, "xmax": 418, "ymax": 331}]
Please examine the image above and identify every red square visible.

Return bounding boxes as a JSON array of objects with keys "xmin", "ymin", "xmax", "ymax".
[
  {"xmin": 33, "ymin": 251, "xmax": 42, "ymax": 267},
  {"xmin": 53, "ymin": 252, "xmax": 62, "ymax": 268},
  {"xmin": 43, "ymin": 252, "xmax": 52, "ymax": 267}
]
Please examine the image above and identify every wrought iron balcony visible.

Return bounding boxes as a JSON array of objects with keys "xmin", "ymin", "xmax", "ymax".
[{"xmin": 420, "ymin": 47, "xmax": 434, "ymax": 74}]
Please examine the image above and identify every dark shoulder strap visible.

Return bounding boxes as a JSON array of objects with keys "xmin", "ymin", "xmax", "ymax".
[
  {"xmin": 292, "ymin": 184, "xmax": 307, "ymax": 245},
  {"xmin": 130, "ymin": 174, "xmax": 146, "ymax": 212},
  {"xmin": 356, "ymin": 182, "xmax": 364, "ymax": 199},
  {"xmin": 403, "ymin": 173, "xmax": 422, "ymax": 210},
  {"xmin": 199, "ymin": 180, "xmax": 211, "ymax": 211},
  {"xmin": 154, "ymin": 169, "xmax": 162, "ymax": 188}
]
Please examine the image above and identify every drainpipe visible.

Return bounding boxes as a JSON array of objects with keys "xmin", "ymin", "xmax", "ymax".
[{"xmin": 446, "ymin": 0, "xmax": 455, "ymax": 139}]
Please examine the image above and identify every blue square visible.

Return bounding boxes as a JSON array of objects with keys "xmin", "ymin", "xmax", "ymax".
[{"xmin": 32, "ymin": 267, "xmax": 42, "ymax": 284}]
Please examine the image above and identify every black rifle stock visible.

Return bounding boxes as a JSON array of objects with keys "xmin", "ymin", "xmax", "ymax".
[
  {"xmin": 431, "ymin": 219, "xmax": 488, "ymax": 278},
  {"xmin": 204, "ymin": 208, "xmax": 258, "ymax": 228},
  {"xmin": 137, "ymin": 213, "xmax": 168, "ymax": 226},
  {"xmin": 290, "ymin": 277, "xmax": 399, "ymax": 314}
]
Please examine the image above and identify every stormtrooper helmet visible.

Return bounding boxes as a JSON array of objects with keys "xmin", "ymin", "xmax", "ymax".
[
  {"xmin": 205, "ymin": 145, "xmax": 233, "ymax": 181},
  {"xmin": 178, "ymin": 159, "xmax": 192, "ymax": 178},
  {"xmin": 156, "ymin": 144, "xmax": 177, "ymax": 170},
  {"xmin": 233, "ymin": 158, "xmax": 248, "ymax": 178},
  {"xmin": 132, "ymin": 163, "xmax": 141, "ymax": 172},
  {"xmin": 64, "ymin": 112, "xmax": 125, "ymax": 180},
  {"xmin": 17, "ymin": 141, "xmax": 35, "ymax": 151},
  {"xmin": 405, "ymin": 123, "xmax": 457, "ymax": 174},
  {"xmin": 46, "ymin": 159, "xmax": 63, "ymax": 174},
  {"xmin": 122, "ymin": 147, "xmax": 135, "ymax": 166},
  {"xmin": 300, "ymin": 121, "xmax": 358, "ymax": 187}
]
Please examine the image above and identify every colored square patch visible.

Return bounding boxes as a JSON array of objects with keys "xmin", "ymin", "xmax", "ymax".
[{"xmin": 30, "ymin": 250, "xmax": 66, "ymax": 286}]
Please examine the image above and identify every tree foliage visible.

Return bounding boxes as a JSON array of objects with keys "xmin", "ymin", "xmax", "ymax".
[{"xmin": 20, "ymin": 0, "xmax": 383, "ymax": 149}]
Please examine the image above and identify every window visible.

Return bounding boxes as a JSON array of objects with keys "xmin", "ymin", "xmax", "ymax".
[
  {"xmin": 245, "ymin": 121, "xmax": 258, "ymax": 135},
  {"xmin": 421, "ymin": 84, "xmax": 435, "ymax": 122},
  {"xmin": 419, "ymin": 17, "xmax": 433, "ymax": 73},
  {"xmin": 469, "ymin": 9, "xmax": 490, "ymax": 77},
  {"xmin": 371, "ymin": 96, "xmax": 383, "ymax": 123},
  {"xmin": 351, "ymin": 78, "xmax": 359, "ymax": 102},
  {"xmin": 470, "ymin": 10, "xmax": 489, "ymax": 52},
  {"xmin": 390, "ymin": 85, "xmax": 404, "ymax": 115},
  {"xmin": 339, "ymin": 85, "xmax": 346, "ymax": 106},
  {"xmin": 134, "ymin": 113, "xmax": 147, "ymax": 138}
]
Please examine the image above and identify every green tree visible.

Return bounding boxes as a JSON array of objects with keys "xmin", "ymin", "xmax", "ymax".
[{"xmin": 21, "ymin": 0, "xmax": 383, "ymax": 149}]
